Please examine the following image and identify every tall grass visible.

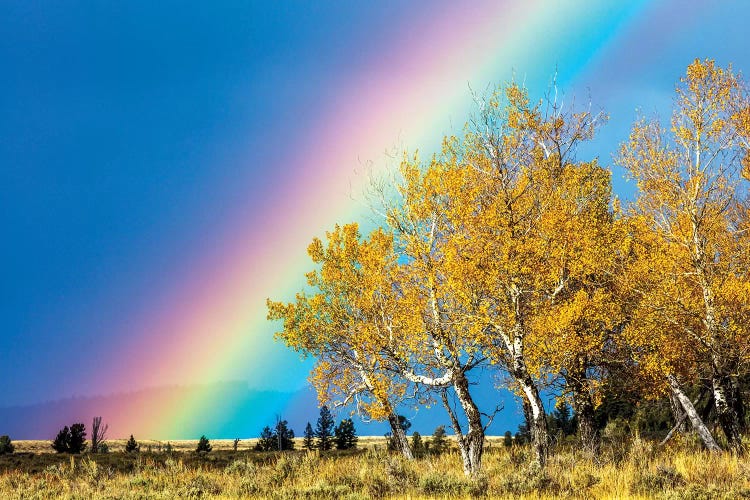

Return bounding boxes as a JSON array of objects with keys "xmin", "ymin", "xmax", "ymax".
[{"xmin": 1, "ymin": 436, "xmax": 749, "ymax": 499}]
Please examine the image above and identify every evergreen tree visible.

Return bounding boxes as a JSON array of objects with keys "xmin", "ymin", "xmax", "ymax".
[
  {"xmin": 255, "ymin": 426, "xmax": 275, "ymax": 451},
  {"xmin": 553, "ymin": 400, "xmax": 574, "ymax": 436},
  {"xmin": 334, "ymin": 419, "xmax": 358, "ymax": 450},
  {"xmin": 411, "ymin": 432, "xmax": 424, "ymax": 456},
  {"xmin": 195, "ymin": 435, "xmax": 212, "ymax": 453},
  {"xmin": 125, "ymin": 435, "xmax": 140, "ymax": 453},
  {"xmin": 315, "ymin": 405, "xmax": 335, "ymax": 451},
  {"xmin": 274, "ymin": 419, "xmax": 296, "ymax": 450},
  {"xmin": 69, "ymin": 423, "xmax": 87, "ymax": 454},
  {"xmin": 429, "ymin": 425, "xmax": 448, "ymax": 454},
  {"xmin": 0, "ymin": 435, "xmax": 14, "ymax": 455},
  {"xmin": 303, "ymin": 422, "xmax": 315, "ymax": 450},
  {"xmin": 503, "ymin": 430, "xmax": 513, "ymax": 447},
  {"xmin": 52, "ymin": 426, "xmax": 71, "ymax": 453},
  {"xmin": 516, "ymin": 416, "xmax": 531, "ymax": 445},
  {"xmin": 52, "ymin": 424, "xmax": 86, "ymax": 453}
]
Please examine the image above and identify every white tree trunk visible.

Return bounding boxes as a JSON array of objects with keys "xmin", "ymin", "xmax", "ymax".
[{"xmin": 667, "ymin": 375, "xmax": 721, "ymax": 452}]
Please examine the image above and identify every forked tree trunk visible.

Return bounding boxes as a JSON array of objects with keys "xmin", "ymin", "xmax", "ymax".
[
  {"xmin": 667, "ymin": 375, "xmax": 721, "ymax": 452},
  {"xmin": 386, "ymin": 412, "xmax": 413, "ymax": 460},
  {"xmin": 452, "ymin": 371, "xmax": 484, "ymax": 476},
  {"xmin": 567, "ymin": 369, "xmax": 599, "ymax": 454},
  {"xmin": 440, "ymin": 378, "xmax": 485, "ymax": 475}
]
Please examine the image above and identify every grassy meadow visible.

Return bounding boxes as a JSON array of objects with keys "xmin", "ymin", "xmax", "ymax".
[{"xmin": 2, "ymin": 435, "xmax": 750, "ymax": 499}]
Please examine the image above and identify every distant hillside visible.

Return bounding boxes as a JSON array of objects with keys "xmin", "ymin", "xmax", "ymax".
[
  {"xmin": 0, "ymin": 382, "xmax": 317, "ymax": 440},
  {"xmin": 0, "ymin": 380, "xmax": 521, "ymax": 440}
]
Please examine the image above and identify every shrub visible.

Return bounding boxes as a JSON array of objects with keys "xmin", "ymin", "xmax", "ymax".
[
  {"xmin": 196, "ymin": 435, "xmax": 212, "ymax": 453},
  {"xmin": 0, "ymin": 435, "xmax": 13, "ymax": 454},
  {"xmin": 178, "ymin": 475, "xmax": 221, "ymax": 499},
  {"xmin": 420, "ymin": 472, "xmax": 475, "ymax": 496},
  {"xmin": 499, "ymin": 463, "xmax": 557, "ymax": 496},
  {"xmin": 226, "ymin": 459, "xmax": 257, "ymax": 475},
  {"xmin": 631, "ymin": 464, "xmax": 684, "ymax": 494}
]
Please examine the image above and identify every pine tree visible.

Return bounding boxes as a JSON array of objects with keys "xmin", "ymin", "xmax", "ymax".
[
  {"xmin": 52, "ymin": 426, "xmax": 70, "ymax": 453},
  {"xmin": 274, "ymin": 419, "xmax": 295, "ymax": 450},
  {"xmin": 315, "ymin": 405, "xmax": 335, "ymax": 451},
  {"xmin": 553, "ymin": 400, "xmax": 574, "ymax": 436},
  {"xmin": 411, "ymin": 432, "xmax": 424, "ymax": 456},
  {"xmin": 255, "ymin": 426, "xmax": 275, "ymax": 451},
  {"xmin": 125, "ymin": 435, "xmax": 140, "ymax": 453},
  {"xmin": 516, "ymin": 417, "xmax": 531, "ymax": 445},
  {"xmin": 503, "ymin": 430, "xmax": 513, "ymax": 447},
  {"xmin": 195, "ymin": 435, "xmax": 212, "ymax": 453},
  {"xmin": 69, "ymin": 423, "xmax": 87, "ymax": 454},
  {"xmin": 52, "ymin": 424, "xmax": 86, "ymax": 453},
  {"xmin": 334, "ymin": 419, "xmax": 358, "ymax": 450},
  {"xmin": 0, "ymin": 435, "xmax": 14, "ymax": 455},
  {"xmin": 303, "ymin": 422, "xmax": 315, "ymax": 450},
  {"xmin": 430, "ymin": 425, "xmax": 448, "ymax": 454},
  {"xmin": 429, "ymin": 425, "xmax": 448, "ymax": 454}
]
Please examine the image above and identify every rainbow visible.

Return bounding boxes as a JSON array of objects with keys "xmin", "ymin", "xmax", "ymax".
[{"xmin": 86, "ymin": 0, "xmax": 664, "ymax": 438}]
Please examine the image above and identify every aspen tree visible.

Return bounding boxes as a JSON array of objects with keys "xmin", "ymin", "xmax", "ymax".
[
  {"xmin": 267, "ymin": 224, "xmax": 414, "ymax": 459},
  {"xmin": 430, "ymin": 83, "xmax": 609, "ymax": 465},
  {"xmin": 618, "ymin": 59, "xmax": 750, "ymax": 452}
]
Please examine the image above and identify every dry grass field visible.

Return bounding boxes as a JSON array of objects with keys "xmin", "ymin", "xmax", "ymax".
[{"xmin": 2, "ymin": 435, "xmax": 750, "ymax": 499}]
